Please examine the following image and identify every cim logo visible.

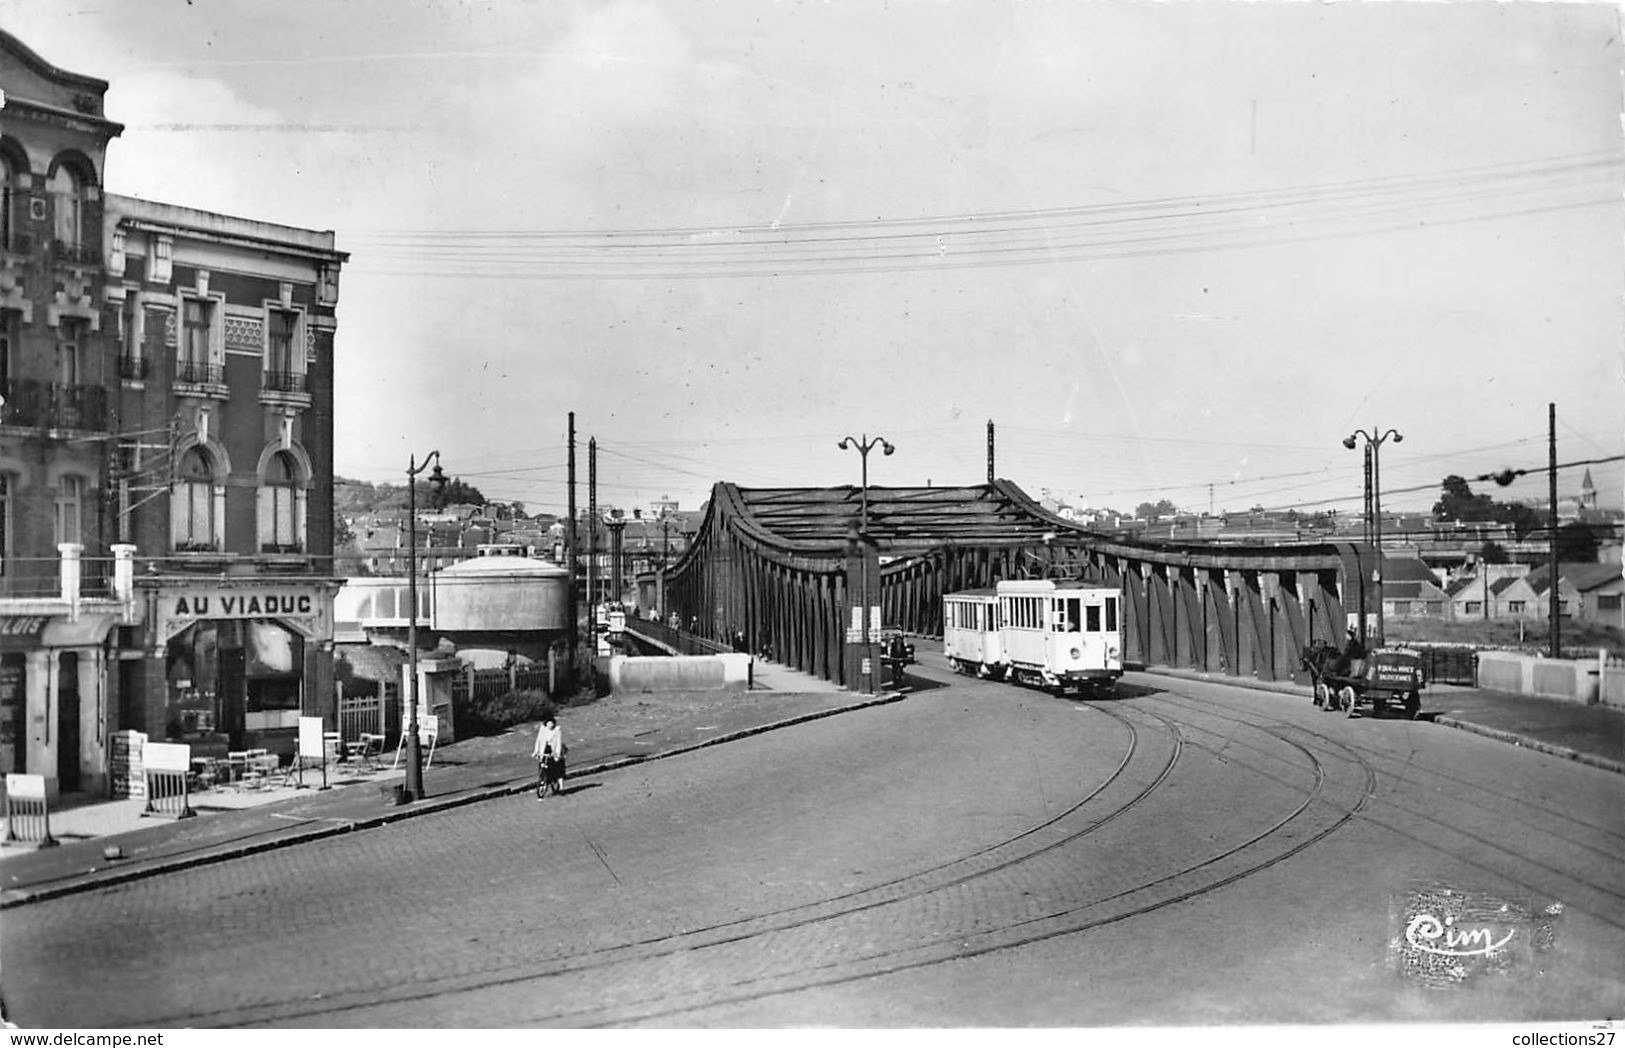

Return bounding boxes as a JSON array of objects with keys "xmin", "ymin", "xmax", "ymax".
[{"xmin": 1390, "ymin": 884, "xmax": 1563, "ymax": 986}]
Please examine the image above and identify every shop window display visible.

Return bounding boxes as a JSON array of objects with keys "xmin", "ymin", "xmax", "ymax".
[{"xmin": 165, "ymin": 619, "xmax": 304, "ymax": 746}]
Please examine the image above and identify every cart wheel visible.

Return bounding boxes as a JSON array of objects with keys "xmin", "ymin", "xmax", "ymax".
[
  {"xmin": 1405, "ymin": 691, "xmax": 1421, "ymax": 720},
  {"xmin": 1313, "ymin": 682, "xmax": 1330, "ymax": 708},
  {"xmin": 1339, "ymin": 686, "xmax": 1358, "ymax": 717}
]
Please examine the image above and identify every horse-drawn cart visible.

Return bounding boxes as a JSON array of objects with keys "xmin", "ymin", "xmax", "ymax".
[{"xmin": 1300, "ymin": 642, "xmax": 1425, "ymax": 719}]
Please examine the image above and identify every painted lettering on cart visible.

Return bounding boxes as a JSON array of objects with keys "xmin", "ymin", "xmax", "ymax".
[{"xmin": 171, "ymin": 594, "xmax": 314, "ymax": 617}]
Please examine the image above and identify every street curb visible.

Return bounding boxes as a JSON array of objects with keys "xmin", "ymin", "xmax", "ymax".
[
  {"xmin": 0, "ymin": 691, "xmax": 904, "ymax": 909},
  {"xmin": 1140, "ymin": 667, "xmax": 1624, "ymax": 777},
  {"xmin": 1431, "ymin": 715, "xmax": 1625, "ymax": 777}
]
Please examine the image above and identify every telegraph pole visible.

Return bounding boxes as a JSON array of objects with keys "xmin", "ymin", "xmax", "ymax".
[
  {"xmin": 588, "ymin": 437, "xmax": 598, "ymax": 655},
  {"xmin": 1548, "ymin": 403, "xmax": 1559, "ymax": 659},
  {"xmin": 986, "ymin": 419, "xmax": 995, "ymax": 484},
  {"xmin": 566, "ymin": 413, "xmax": 577, "ymax": 672}
]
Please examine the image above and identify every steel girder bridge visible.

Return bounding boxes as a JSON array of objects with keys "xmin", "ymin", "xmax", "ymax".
[{"xmin": 658, "ymin": 480, "xmax": 1378, "ymax": 691}]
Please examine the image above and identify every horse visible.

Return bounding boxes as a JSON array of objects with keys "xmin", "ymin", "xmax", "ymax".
[{"xmin": 1300, "ymin": 641, "xmax": 1346, "ymax": 708}]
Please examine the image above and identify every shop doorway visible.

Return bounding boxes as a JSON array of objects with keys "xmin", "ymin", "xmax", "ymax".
[
  {"xmin": 1, "ymin": 654, "xmax": 24, "ymax": 774},
  {"xmin": 219, "ymin": 645, "xmax": 246, "ymax": 749},
  {"xmin": 57, "ymin": 652, "xmax": 79, "ymax": 791}
]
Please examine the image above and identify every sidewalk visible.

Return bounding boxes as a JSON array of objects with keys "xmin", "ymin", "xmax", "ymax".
[
  {"xmin": 0, "ymin": 659, "xmax": 891, "ymax": 908},
  {"xmin": 1143, "ymin": 666, "xmax": 1625, "ymax": 776}
]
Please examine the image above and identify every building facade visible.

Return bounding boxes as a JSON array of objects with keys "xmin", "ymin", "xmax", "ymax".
[
  {"xmin": 1, "ymin": 30, "xmax": 347, "ymax": 794},
  {"xmin": 1, "ymin": 31, "xmax": 131, "ymax": 794}
]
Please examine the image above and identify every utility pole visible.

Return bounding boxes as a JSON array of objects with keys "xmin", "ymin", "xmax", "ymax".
[
  {"xmin": 566, "ymin": 412, "xmax": 577, "ymax": 673},
  {"xmin": 986, "ymin": 419, "xmax": 995, "ymax": 484},
  {"xmin": 588, "ymin": 437, "xmax": 597, "ymax": 655},
  {"xmin": 1549, "ymin": 402, "xmax": 1560, "ymax": 659}
]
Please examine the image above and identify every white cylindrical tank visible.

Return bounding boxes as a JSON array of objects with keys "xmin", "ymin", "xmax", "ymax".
[{"xmin": 431, "ymin": 545, "xmax": 570, "ymax": 632}]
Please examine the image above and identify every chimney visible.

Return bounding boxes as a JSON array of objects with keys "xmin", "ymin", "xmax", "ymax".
[
  {"xmin": 112, "ymin": 543, "xmax": 137, "ymax": 602},
  {"xmin": 58, "ymin": 542, "xmax": 84, "ymax": 610}
]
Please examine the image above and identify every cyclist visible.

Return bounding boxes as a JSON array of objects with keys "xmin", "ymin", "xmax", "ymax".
[{"xmin": 532, "ymin": 712, "xmax": 566, "ymax": 798}]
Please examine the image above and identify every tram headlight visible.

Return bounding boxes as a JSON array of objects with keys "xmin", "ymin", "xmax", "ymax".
[
  {"xmin": 1107, "ymin": 645, "xmax": 1119, "ymax": 660},
  {"xmin": 1069, "ymin": 648, "xmax": 1081, "ymax": 660}
]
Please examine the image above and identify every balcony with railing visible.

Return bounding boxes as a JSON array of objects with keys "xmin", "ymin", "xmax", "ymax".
[
  {"xmin": 52, "ymin": 239, "xmax": 99, "ymax": 267},
  {"xmin": 262, "ymin": 370, "xmax": 307, "ymax": 393},
  {"xmin": 0, "ymin": 379, "xmax": 108, "ymax": 432},
  {"xmin": 172, "ymin": 359, "xmax": 227, "ymax": 394}
]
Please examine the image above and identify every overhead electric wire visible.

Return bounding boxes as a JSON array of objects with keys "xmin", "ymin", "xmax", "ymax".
[{"xmin": 344, "ymin": 152, "xmax": 1621, "ymax": 279}]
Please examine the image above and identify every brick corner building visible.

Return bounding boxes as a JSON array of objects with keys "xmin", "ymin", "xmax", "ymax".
[{"xmin": 2, "ymin": 29, "xmax": 348, "ymax": 796}]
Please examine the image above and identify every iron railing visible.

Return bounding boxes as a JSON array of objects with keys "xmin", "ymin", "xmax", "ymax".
[
  {"xmin": 0, "ymin": 379, "xmax": 108, "ymax": 431},
  {"xmin": 174, "ymin": 360, "xmax": 224, "ymax": 385},
  {"xmin": 261, "ymin": 370, "xmax": 308, "ymax": 393},
  {"xmin": 52, "ymin": 239, "xmax": 98, "ymax": 266}
]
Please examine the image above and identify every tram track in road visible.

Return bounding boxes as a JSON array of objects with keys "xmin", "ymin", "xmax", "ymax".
[
  {"xmin": 1139, "ymin": 683, "xmax": 1625, "ymax": 931},
  {"xmin": 540, "ymin": 705, "xmax": 1377, "ymax": 1028},
  {"xmin": 187, "ymin": 687, "xmax": 1374, "ymax": 1029},
  {"xmin": 151, "ymin": 698, "xmax": 1185, "ymax": 1027}
]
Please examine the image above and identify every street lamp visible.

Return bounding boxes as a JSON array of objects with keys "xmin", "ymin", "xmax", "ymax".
[
  {"xmin": 837, "ymin": 434, "xmax": 894, "ymax": 692},
  {"xmin": 1343, "ymin": 427, "xmax": 1401, "ymax": 647},
  {"xmin": 837, "ymin": 433, "xmax": 894, "ymax": 534},
  {"xmin": 404, "ymin": 449, "xmax": 445, "ymax": 802}
]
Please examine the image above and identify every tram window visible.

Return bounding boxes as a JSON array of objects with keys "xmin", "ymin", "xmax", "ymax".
[
  {"xmin": 1086, "ymin": 604, "xmax": 1101, "ymax": 632},
  {"xmin": 1105, "ymin": 598, "xmax": 1118, "ymax": 632}
]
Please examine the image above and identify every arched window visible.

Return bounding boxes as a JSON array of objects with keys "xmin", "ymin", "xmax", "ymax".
[
  {"xmin": 1, "ymin": 150, "xmax": 20, "ymax": 253},
  {"xmin": 258, "ymin": 450, "xmax": 306, "ymax": 553},
  {"xmin": 54, "ymin": 475, "xmax": 83, "ymax": 546},
  {"xmin": 172, "ymin": 447, "xmax": 221, "ymax": 551},
  {"xmin": 47, "ymin": 164, "xmax": 84, "ymax": 253}
]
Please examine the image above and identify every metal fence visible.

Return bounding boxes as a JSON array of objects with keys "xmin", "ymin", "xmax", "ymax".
[
  {"xmin": 1397, "ymin": 644, "xmax": 1479, "ymax": 686},
  {"xmin": 449, "ymin": 664, "xmax": 553, "ymax": 709},
  {"xmin": 339, "ymin": 683, "xmax": 392, "ymax": 745},
  {"xmin": 625, "ymin": 618, "xmax": 738, "ymax": 656}
]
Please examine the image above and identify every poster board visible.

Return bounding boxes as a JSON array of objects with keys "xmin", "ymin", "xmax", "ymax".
[
  {"xmin": 144, "ymin": 742, "xmax": 192, "ymax": 774},
  {"xmin": 298, "ymin": 716, "xmax": 325, "ymax": 759}
]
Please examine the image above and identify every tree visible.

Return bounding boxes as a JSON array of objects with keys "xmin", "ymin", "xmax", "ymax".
[
  {"xmin": 1135, "ymin": 499, "xmax": 1179, "ymax": 519},
  {"xmin": 1478, "ymin": 540, "xmax": 1509, "ymax": 565},
  {"xmin": 413, "ymin": 476, "xmax": 483, "ymax": 510},
  {"xmin": 334, "ymin": 510, "xmax": 356, "ymax": 549},
  {"xmin": 1432, "ymin": 475, "xmax": 1497, "ymax": 522},
  {"xmin": 1431, "ymin": 475, "xmax": 1541, "ymax": 539},
  {"xmin": 1554, "ymin": 522, "xmax": 1602, "ymax": 562}
]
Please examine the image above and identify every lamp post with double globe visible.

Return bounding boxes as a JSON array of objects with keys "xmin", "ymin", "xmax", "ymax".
[
  {"xmin": 837, "ymin": 434, "xmax": 893, "ymax": 692},
  {"xmin": 404, "ymin": 449, "xmax": 445, "ymax": 802},
  {"xmin": 1343, "ymin": 428, "xmax": 1401, "ymax": 647}
]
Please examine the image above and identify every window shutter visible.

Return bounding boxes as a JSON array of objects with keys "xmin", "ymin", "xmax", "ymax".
[
  {"xmin": 295, "ymin": 488, "xmax": 308, "ymax": 550},
  {"xmin": 257, "ymin": 486, "xmax": 274, "ymax": 550},
  {"xmin": 170, "ymin": 484, "xmax": 187, "ymax": 547},
  {"xmin": 212, "ymin": 484, "xmax": 226, "ymax": 548}
]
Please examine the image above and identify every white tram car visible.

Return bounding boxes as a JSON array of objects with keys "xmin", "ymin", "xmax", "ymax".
[{"xmin": 943, "ymin": 580, "xmax": 1124, "ymax": 692}]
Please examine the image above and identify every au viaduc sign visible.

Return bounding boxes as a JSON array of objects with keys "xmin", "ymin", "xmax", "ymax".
[{"xmin": 170, "ymin": 591, "xmax": 317, "ymax": 619}]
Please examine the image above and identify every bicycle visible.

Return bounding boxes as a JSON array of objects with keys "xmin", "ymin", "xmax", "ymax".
[{"xmin": 536, "ymin": 751, "xmax": 566, "ymax": 799}]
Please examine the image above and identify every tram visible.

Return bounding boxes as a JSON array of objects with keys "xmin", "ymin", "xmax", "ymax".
[{"xmin": 943, "ymin": 579, "xmax": 1124, "ymax": 693}]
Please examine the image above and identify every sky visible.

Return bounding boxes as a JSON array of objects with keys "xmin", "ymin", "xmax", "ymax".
[{"xmin": 5, "ymin": 0, "xmax": 1622, "ymax": 521}]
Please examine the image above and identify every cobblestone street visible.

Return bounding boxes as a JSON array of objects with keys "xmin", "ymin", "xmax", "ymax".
[{"xmin": 5, "ymin": 667, "xmax": 1621, "ymax": 1027}]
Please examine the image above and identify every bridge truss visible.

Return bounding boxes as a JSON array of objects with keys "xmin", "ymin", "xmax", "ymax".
[{"xmin": 662, "ymin": 480, "xmax": 1378, "ymax": 689}]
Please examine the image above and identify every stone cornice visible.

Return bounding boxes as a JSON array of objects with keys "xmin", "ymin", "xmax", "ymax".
[{"xmin": 1, "ymin": 93, "xmax": 124, "ymax": 139}]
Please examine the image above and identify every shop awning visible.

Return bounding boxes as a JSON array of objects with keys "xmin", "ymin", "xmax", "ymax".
[
  {"xmin": 41, "ymin": 614, "xmax": 116, "ymax": 648},
  {"xmin": 0, "ymin": 616, "xmax": 48, "ymax": 652}
]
